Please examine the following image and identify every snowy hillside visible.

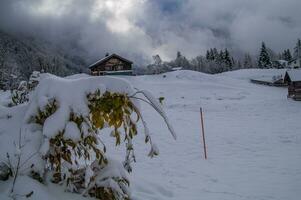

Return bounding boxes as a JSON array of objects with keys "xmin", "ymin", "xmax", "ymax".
[
  {"xmin": 1, "ymin": 69, "xmax": 300, "ymax": 200},
  {"xmin": 0, "ymin": 30, "xmax": 87, "ymax": 89},
  {"xmin": 126, "ymin": 69, "xmax": 301, "ymax": 200}
]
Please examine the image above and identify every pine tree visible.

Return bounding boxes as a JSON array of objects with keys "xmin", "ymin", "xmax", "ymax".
[
  {"xmin": 219, "ymin": 50, "xmax": 224, "ymax": 62},
  {"xmin": 206, "ymin": 49, "xmax": 215, "ymax": 61},
  {"xmin": 258, "ymin": 42, "xmax": 272, "ymax": 68},
  {"xmin": 282, "ymin": 49, "xmax": 292, "ymax": 61},
  {"xmin": 206, "ymin": 50, "xmax": 210, "ymax": 60},
  {"xmin": 282, "ymin": 50, "xmax": 286, "ymax": 60},
  {"xmin": 177, "ymin": 51, "xmax": 182, "ymax": 59},
  {"xmin": 286, "ymin": 49, "xmax": 292, "ymax": 61},
  {"xmin": 209, "ymin": 49, "xmax": 214, "ymax": 60},
  {"xmin": 173, "ymin": 51, "xmax": 191, "ymax": 69},
  {"xmin": 213, "ymin": 48, "xmax": 218, "ymax": 60},
  {"xmin": 223, "ymin": 49, "xmax": 233, "ymax": 70},
  {"xmin": 294, "ymin": 39, "xmax": 301, "ymax": 59}
]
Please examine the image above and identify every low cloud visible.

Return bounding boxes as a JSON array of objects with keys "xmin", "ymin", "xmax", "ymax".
[{"xmin": 0, "ymin": 0, "xmax": 300, "ymax": 64}]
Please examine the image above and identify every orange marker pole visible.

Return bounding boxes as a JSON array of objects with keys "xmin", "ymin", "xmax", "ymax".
[{"xmin": 200, "ymin": 107, "xmax": 207, "ymax": 159}]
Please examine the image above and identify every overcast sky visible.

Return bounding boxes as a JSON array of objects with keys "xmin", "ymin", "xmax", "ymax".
[{"xmin": 0, "ymin": 0, "xmax": 301, "ymax": 64}]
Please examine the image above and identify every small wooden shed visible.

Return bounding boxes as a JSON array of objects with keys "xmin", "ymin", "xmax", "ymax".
[
  {"xmin": 284, "ymin": 70, "xmax": 301, "ymax": 100},
  {"xmin": 89, "ymin": 54, "xmax": 133, "ymax": 76}
]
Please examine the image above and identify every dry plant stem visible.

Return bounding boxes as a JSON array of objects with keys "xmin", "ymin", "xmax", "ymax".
[{"xmin": 10, "ymin": 128, "xmax": 22, "ymax": 194}]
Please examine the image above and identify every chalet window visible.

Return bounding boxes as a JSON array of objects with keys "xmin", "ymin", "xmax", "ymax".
[{"xmin": 105, "ymin": 66, "xmax": 111, "ymax": 71}]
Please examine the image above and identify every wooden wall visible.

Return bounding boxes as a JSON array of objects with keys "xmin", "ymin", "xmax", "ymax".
[{"xmin": 91, "ymin": 57, "xmax": 132, "ymax": 75}]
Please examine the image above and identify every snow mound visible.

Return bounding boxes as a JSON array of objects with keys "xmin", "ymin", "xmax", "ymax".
[
  {"xmin": 161, "ymin": 70, "xmax": 215, "ymax": 82},
  {"xmin": 65, "ymin": 73, "xmax": 91, "ymax": 79},
  {"xmin": 0, "ymin": 91, "xmax": 12, "ymax": 107},
  {"xmin": 136, "ymin": 69, "xmax": 288, "ymax": 85},
  {"xmin": 133, "ymin": 70, "xmax": 215, "ymax": 83}
]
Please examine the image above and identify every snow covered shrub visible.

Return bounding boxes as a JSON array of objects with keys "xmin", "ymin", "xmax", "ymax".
[
  {"xmin": 10, "ymin": 71, "xmax": 42, "ymax": 106},
  {"xmin": 28, "ymin": 71, "xmax": 41, "ymax": 90},
  {"xmin": 24, "ymin": 75, "xmax": 176, "ymax": 200},
  {"xmin": 33, "ymin": 100, "xmax": 107, "ymax": 186},
  {"xmin": 31, "ymin": 91, "xmax": 140, "ymax": 198},
  {"xmin": 11, "ymin": 81, "xmax": 29, "ymax": 105},
  {"xmin": 85, "ymin": 159, "xmax": 130, "ymax": 200}
]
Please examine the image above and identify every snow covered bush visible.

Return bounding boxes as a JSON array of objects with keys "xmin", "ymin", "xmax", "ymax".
[
  {"xmin": 11, "ymin": 81, "xmax": 29, "ymax": 105},
  {"xmin": 10, "ymin": 71, "xmax": 41, "ymax": 106},
  {"xmin": 28, "ymin": 71, "xmax": 41, "ymax": 90},
  {"xmin": 22, "ymin": 75, "xmax": 176, "ymax": 199},
  {"xmin": 85, "ymin": 159, "xmax": 131, "ymax": 200}
]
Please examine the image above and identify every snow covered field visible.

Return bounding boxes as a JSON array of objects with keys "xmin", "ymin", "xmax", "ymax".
[{"xmin": 1, "ymin": 69, "xmax": 301, "ymax": 200}]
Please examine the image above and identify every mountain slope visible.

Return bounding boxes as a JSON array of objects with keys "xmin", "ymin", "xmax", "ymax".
[{"xmin": 0, "ymin": 30, "xmax": 87, "ymax": 89}]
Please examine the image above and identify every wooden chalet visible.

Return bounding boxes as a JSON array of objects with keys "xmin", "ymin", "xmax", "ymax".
[
  {"xmin": 284, "ymin": 69, "xmax": 301, "ymax": 100},
  {"xmin": 89, "ymin": 53, "xmax": 133, "ymax": 76}
]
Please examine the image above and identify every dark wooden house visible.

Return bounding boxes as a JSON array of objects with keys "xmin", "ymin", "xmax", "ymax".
[
  {"xmin": 284, "ymin": 70, "xmax": 301, "ymax": 100},
  {"xmin": 89, "ymin": 54, "xmax": 133, "ymax": 76}
]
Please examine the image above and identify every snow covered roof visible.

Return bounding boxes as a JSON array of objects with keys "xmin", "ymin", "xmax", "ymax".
[
  {"xmin": 89, "ymin": 54, "xmax": 133, "ymax": 69},
  {"xmin": 277, "ymin": 60, "xmax": 288, "ymax": 64},
  {"xmin": 171, "ymin": 67, "xmax": 183, "ymax": 71},
  {"xmin": 251, "ymin": 77, "xmax": 276, "ymax": 83},
  {"xmin": 285, "ymin": 69, "xmax": 301, "ymax": 82},
  {"xmin": 288, "ymin": 57, "xmax": 301, "ymax": 64}
]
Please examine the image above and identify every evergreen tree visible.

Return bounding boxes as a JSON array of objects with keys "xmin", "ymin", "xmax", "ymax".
[
  {"xmin": 258, "ymin": 42, "xmax": 272, "ymax": 68},
  {"xmin": 177, "ymin": 51, "xmax": 182, "ymax": 59},
  {"xmin": 219, "ymin": 50, "xmax": 224, "ymax": 61},
  {"xmin": 224, "ymin": 49, "xmax": 233, "ymax": 70},
  {"xmin": 294, "ymin": 39, "xmax": 301, "ymax": 59},
  {"xmin": 206, "ymin": 50, "xmax": 210, "ymax": 60},
  {"xmin": 281, "ymin": 50, "xmax": 286, "ymax": 60},
  {"xmin": 286, "ymin": 49, "xmax": 292, "ymax": 61},
  {"xmin": 171, "ymin": 51, "xmax": 191, "ymax": 69},
  {"xmin": 209, "ymin": 49, "xmax": 214, "ymax": 60},
  {"xmin": 213, "ymin": 48, "xmax": 218, "ymax": 60},
  {"xmin": 206, "ymin": 49, "xmax": 215, "ymax": 60},
  {"xmin": 282, "ymin": 49, "xmax": 292, "ymax": 61}
]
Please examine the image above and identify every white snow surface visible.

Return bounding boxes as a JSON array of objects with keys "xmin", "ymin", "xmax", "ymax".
[
  {"xmin": 0, "ymin": 90, "xmax": 12, "ymax": 106},
  {"xmin": 1, "ymin": 69, "xmax": 301, "ymax": 200},
  {"xmin": 65, "ymin": 121, "xmax": 81, "ymax": 141}
]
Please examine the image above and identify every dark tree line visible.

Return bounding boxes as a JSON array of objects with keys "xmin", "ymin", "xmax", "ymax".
[{"xmin": 144, "ymin": 38, "xmax": 301, "ymax": 75}]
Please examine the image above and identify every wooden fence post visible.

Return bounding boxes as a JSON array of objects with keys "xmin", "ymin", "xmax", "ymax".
[{"xmin": 200, "ymin": 107, "xmax": 207, "ymax": 159}]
